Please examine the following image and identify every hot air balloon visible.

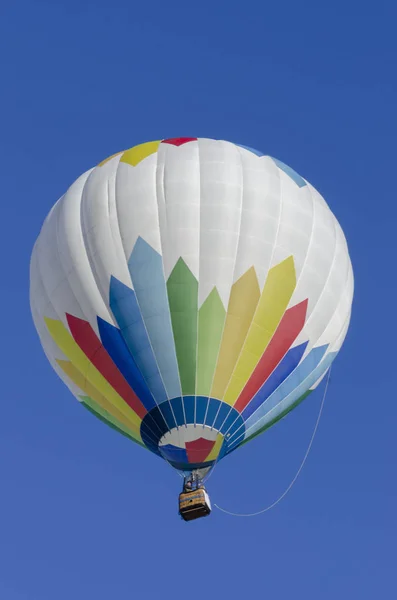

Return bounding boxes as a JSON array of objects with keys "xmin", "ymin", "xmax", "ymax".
[{"xmin": 30, "ymin": 138, "xmax": 353, "ymax": 521}]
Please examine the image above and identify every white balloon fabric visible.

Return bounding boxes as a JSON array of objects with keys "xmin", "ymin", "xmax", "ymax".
[{"xmin": 30, "ymin": 138, "xmax": 354, "ymax": 472}]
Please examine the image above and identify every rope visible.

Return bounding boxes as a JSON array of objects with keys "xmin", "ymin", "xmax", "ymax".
[{"xmin": 214, "ymin": 366, "xmax": 332, "ymax": 517}]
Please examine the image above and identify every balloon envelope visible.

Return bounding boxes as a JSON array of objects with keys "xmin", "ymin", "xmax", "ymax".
[{"xmin": 30, "ymin": 138, "xmax": 353, "ymax": 473}]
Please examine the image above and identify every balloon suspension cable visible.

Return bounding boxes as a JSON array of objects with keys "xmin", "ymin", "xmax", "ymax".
[{"xmin": 213, "ymin": 366, "xmax": 332, "ymax": 517}]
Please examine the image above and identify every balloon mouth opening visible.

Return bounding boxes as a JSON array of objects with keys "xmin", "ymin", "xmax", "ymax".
[
  {"xmin": 140, "ymin": 398, "xmax": 245, "ymax": 468},
  {"xmin": 157, "ymin": 424, "xmax": 222, "ymax": 471}
]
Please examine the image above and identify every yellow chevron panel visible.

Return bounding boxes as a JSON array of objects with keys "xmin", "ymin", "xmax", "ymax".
[
  {"xmin": 120, "ymin": 141, "xmax": 161, "ymax": 166},
  {"xmin": 205, "ymin": 434, "xmax": 224, "ymax": 462},
  {"xmin": 224, "ymin": 256, "xmax": 296, "ymax": 404},
  {"xmin": 211, "ymin": 267, "xmax": 260, "ymax": 400},
  {"xmin": 57, "ymin": 360, "xmax": 139, "ymax": 437},
  {"xmin": 44, "ymin": 317, "xmax": 142, "ymax": 440},
  {"xmin": 81, "ymin": 395, "xmax": 144, "ymax": 446}
]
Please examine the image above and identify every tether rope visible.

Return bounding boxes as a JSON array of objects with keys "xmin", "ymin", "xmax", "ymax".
[{"xmin": 213, "ymin": 366, "xmax": 332, "ymax": 517}]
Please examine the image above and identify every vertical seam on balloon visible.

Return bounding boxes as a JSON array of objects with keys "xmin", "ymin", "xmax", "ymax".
[
  {"xmin": 207, "ymin": 143, "xmax": 246, "ymax": 419},
  {"xmin": 201, "ymin": 144, "xmax": 231, "ymax": 427},
  {"xmin": 222, "ymin": 165, "xmax": 318, "ymax": 441},
  {"xmin": 101, "ymin": 177, "xmax": 163, "ymax": 439},
  {"xmin": 58, "ymin": 184, "xmax": 93, "ymax": 323},
  {"xmin": 113, "ymin": 157, "xmax": 169, "ymax": 411},
  {"xmin": 223, "ymin": 177, "xmax": 316, "ymax": 442},
  {"xmin": 31, "ymin": 231, "xmax": 74, "ymax": 379},
  {"xmin": 217, "ymin": 155, "xmax": 284, "ymax": 434},
  {"xmin": 280, "ymin": 186, "xmax": 353, "ymax": 362},
  {"xmin": 224, "ymin": 183, "xmax": 314, "ymax": 435},
  {"xmin": 162, "ymin": 145, "xmax": 187, "ymax": 433},
  {"xmin": 154, "ymin": 144, "xmax": 180, "ymax": 432},
  {"xmin": 227, "ymin": 217, "xmax": 353, "ymax": 446},
  {"xmin": 206, "ymin": 141, "xmax": 245, "ymax": 430},
  {"xmin": 112, "ymin": 153, "xmax": 173, "ymax": 437},
  {"xmin": 193, "ymin": 139, "xmax": 202, "ymax": 430},
  {"xmin": 294, "ymin": 208, "xmax": 339, "ymax": 350},
  {"xmin": 307, "ymin": 259, "xmax": 353, "ymax": 354},
  {"xmin": 32, "ymin": 238, "xmax": 78, "ymax": 390},
  {"xmin": 199, "ymin": 141, "xmax": 212, "ymax": 426},
  {"xmin": 104, "ymin": 165, "xmax": 164, "ymax": 434},
  {"xmin": 79, "ymin": 168, "xmax": 114, "ymax": 319},
  {"xmin": 60, "ymin": 166, "xmax": 158, "ymax": 444},
  {"xmin": 217, "ymin": 157, "xmax": 283, "ymax": 415},
  {"xmin": 293, "ymin": 183, "xmax": 316, "ymax": 306},
  {"xmin": 37, "ymin": 193, "xmax": 150, "ymax": 445},
  {"xmin": 77, "ymin": 171, "xmax": 162, "ymax": 442},
  {"xmin": 56, "ymin": 181, "xmax": 97, "ymax": 383}
]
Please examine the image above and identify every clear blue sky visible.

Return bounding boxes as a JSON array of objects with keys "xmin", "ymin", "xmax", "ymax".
[{"xmin": 0, "ymin": 1, "xmax": 395, "ymax": 598}]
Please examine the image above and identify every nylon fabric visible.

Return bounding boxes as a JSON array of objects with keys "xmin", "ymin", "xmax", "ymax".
[{"xmin": 30, "ymin": 138, "xmax": 353, "ymax": 474}]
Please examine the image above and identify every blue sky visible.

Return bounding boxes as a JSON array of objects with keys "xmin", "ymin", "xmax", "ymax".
[{"xmin": 1, "ymin": 0, "xmax": 396, "ymax": 598}]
